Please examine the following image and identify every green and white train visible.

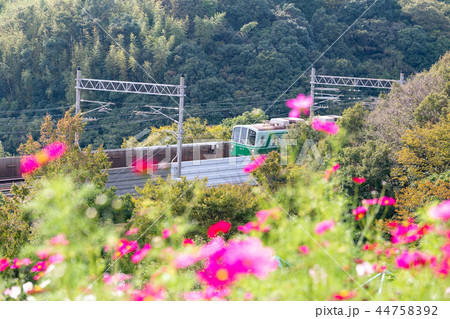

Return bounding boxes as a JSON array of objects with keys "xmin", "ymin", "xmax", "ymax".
[{"xmin": 230, "ymin": 116, "xmax": 340, "ymax": 157}]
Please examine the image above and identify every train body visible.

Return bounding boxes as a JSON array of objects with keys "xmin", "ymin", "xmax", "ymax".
[{"xmin": 230, "ymin": 116, "xmax": 341, "ymax": 157}]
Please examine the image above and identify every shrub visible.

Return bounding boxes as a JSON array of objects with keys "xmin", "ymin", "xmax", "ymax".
[{"xmin": 129, "ymin": 177, "xmax": 259, "ymax": 242}]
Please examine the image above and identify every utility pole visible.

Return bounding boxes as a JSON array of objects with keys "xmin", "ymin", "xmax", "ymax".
[
  {"xmin": 310, "ymin": 67, "xmax": 315, "ymax": 120},
  {"xmin": 176, "ymin": 74, "xmax": 185, "ymax": 179},
  {"xmin": 75, "ymin": 67, "xmax": 81, "ymax": 145}
]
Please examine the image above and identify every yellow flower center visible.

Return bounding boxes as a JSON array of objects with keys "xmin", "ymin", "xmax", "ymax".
[
  {"xmin": 36, "ymin": 152, "xmax": 49, "ymax": 165},
  {"xmin": 216, "ymin": 268, "xmax": 229, "ymax": 281}
]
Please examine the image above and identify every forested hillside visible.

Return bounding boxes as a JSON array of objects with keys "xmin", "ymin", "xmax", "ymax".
[{"xmin": 0, "ymin": 0, "xmax": 449, "ymax": 154}]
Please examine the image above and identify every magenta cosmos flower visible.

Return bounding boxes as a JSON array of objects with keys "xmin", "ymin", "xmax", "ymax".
[
  {"xmin": 379, "ymin": 197, "xmax": 396, "ymax": 206},
  {"xmin": 183, "ymin": 238, "xmax": 195, "ymax": 246},
  {"xmin": 114, "ymin": 239, "xmax": 139, "ymax": 259},
  {"xmin": 0, "ymin": 258, "xmax": 9, "ymax": 271},
  {"xmin": 197, "ymin": 237, "xmax": 277, "ymax": 289},
  {"xmin": 243, "ymin": 154, "xmax": 267, "ymax": 173},
  {"xmin": 131, "ymin": 243, "xmax": 151, "ymax": 263},
  {"xmin": 332, "ymin": 290, "xmax": 357, "ymax": 300},
  {"xmin": 352, "ymin": 206, "xmax": 367, "ymax": 221},
  {"xmin": 10, "ymin": 258, "xmax": 32, "ymax": 269},
  {"xmin": 311, "ymin": 119, "xmax": 339, "ymax": 135},
  {"xmin": 31, "ymin": 261, "xmax": 48, "ymax": 273},
  {"xmin": 286, "ymin": 94, "xmax": 313, "ymax": 117},
  {"xmin": 395, "ymin": 250, "xmax": 430, "ymax": 269},
  {"xmin": 132, "ymin": 284, "xmax": 167, "ymax": 301},
  {"xmin": 298, "ymin": 245, "xmax": 310, "ymax": 255},
  {"xmin": 429, "ymin": 200, "xmax": 450, "ymax": 222},
  {"xmin": 207, "ymin": 221, "xmax": 231, "ymax": 238},
  {"xmin": 162, "ymin": 228, "xmax": 172, "ymax": 239},
  {"xmin": 125, "ymin": 227, "xmax": 139, "ymax": 236},
  {"xmin": 42, "ymin": 141, "xmax": 66, "ymax": 161},
  {"xmin": 390, "ymin": 221, "xmax": 431, "ymax": 245},
  {"xmin": 315, "ymin": 220, "xmax": 335, "ymax": 235},
  {"xmin": 20, "ymin": 155, "xmax": 40, "ymax": 174},
  {"xmin": 352, "ymin": 177, "xmax": 366, "ymax": 184}
]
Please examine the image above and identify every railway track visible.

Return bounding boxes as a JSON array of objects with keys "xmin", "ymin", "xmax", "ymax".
[{"xmin": 0, "ymin": 142, "xmax": 231, "ymax": 196}]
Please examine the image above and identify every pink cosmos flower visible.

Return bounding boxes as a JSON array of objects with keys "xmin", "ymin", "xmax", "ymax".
[
  {"xmin": 162, "ymin": 228, "xmax": 171, "ymax": 239},
  {"xmin": 314, "ymin": 220, "xmax": 335, "ymax": 235},
  {"xmin": 31, "ymin": 261, "xmax": 48, "ymax": 273},
  {"xmin": 36, "ymin": 250, "xmax": 50, "ymax": 260},
  {"xmin": 131, "ymin": 244, "xmax": 151, "ymax": 263},
  {"xmin": 183, "ymin": 291, "xmax": 204, "ymax": 301},
  {"xmin": 197, "ymin": 237, "xmax": 277, "ymax": 289},
  {"xmin": 175, "ymin": 253, "xmax": 199, "ymax": 269},
  {"xmin": 132, "ymin": 158, "xmax": 158, "ymax": 175},
  {"xmin": 333, "ymin": 290, "xmax": 357, "ymax": 300},
  {"xmin": 324, "ymin": 163, "xmax": 340, "ymax": 181},
  {"xmin": 286, "ymin": 94, "xmax": 313, "ymax": 117},
  {"xmin": 207, "ymin": 221, "xmax": 231, "ymax": 238},
  {"xmin": 429, "ymin": 200, "xmax": 450, "ymax": 221},
  {"xmin": 256, "ymin": 208, "xmax": 280, "ymax": 224},
  {"xmin": 50, "ymin": 234, "xmax": 69, "ymax": 246},
  {"xmin": 352, "ymin": 177, "xmax": 366, "ymax": 184},
  {"xmin": 42, "ymin": 141, "xmax": 66, "ymax": 161},
  {"xmin": 352, "ymin": 206, "xmax": 367, "ymax": 221},
  {"xmin": 175, "ymin": 237, "xmax": 226, "ymax": 269},
  {"xmin": 125, "ymin": 227, "xmax": 139, "ymax": 236},
  {"xmin": 238, "ymin": 221, "xmax": 260, "ymax": 234},
  {"xmin": 132, "ymin": 284, "xmax": 167, "ymax": 301},
  {"xmin": 362, "ymin": 198, "xmax": 379, "ymax": 206},
  {"xmin": 103, "ymin": 273, "xmax": 133, "ymax": 291},
  {"xmin": 183, "ymin": 238, "xmax": 195, "ymax": 246},
  {"xmin": 390, "ymin": 221, "xmax": 430, "ymax": 245},
  {"xmin": 20, "ymin": 155, "xmax": 41, "ymax": 175},
  {"xmin": 198, "ymin": 237, "xmax": 226, "ymax": 260},
  {"xmin": 379, "ymin": 197, "xmax": 396, "ymax": 206},
  {"xmin": 433, "ymin": 258, "xmax": 449, "ymax": 277},
  {"xmin": 395, "ymin": 250, "xmax": 430, "ymax": 269},
  {"xmin": 48, "ymin": 254, "xmax": 64, "ymax": 264},
  {"xmin": 10, "ymin": 258, "xmax": 32, "ymax": 269},
  {"xmin": 298, "ymin": 245, "xmax": 310, "ymax": 255},
  {"xmin": 0, "ymin": 258, "xmax": 9, "ymax": 271},
  {"xmin": 356, "ymin": 262, "xmax": 374, "ymax": 277},
  {"xmin": 311, "ymin": 119, "xmax": 340, "ymax": 135},
  {"xmin": 243, "ymin": 154, "xmax": 267, "ymax": 174},
  {"xmin": 183, "ymin": 287, "xmax": 231, "ymax": 301},
  {"xmin": 114, "ymin": 239, "xmax": 139, "ymax": 259}
]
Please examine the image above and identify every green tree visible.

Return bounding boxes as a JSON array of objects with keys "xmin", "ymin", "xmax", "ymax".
[{"xmin": 17, "ymin": 110, "xmax": 111, "ymax": 188}]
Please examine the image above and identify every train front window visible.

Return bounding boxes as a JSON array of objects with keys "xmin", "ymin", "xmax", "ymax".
[
  {"xmin": 248, "ymin": 129, "xmax": 256, "ymax": 146},
  {"xmin": 232, "ymin": 127, "xmax": 241, "ymax": 142},
  {"xmin": 240, "ymin": 128, "xmax": 248, "ymax": 144}
]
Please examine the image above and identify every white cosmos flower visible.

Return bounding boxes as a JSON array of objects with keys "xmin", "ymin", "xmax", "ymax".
[{"xmin": 23, "ymin": 282, "xmax": 33, "ymax": 294}]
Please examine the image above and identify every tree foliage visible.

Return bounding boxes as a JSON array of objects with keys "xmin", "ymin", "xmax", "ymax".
[
  {"xmin": 0, "ymin": 0, "xmax": 448, "ymax": 153},
  {"xmin": 17, "ymin": 110, "xmax": 111, "ymax": 188}
]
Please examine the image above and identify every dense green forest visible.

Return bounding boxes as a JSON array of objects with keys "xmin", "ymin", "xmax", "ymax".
[{"xmin": 0, "ymin": 0, "xmax": 449, "ymax": 154}]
